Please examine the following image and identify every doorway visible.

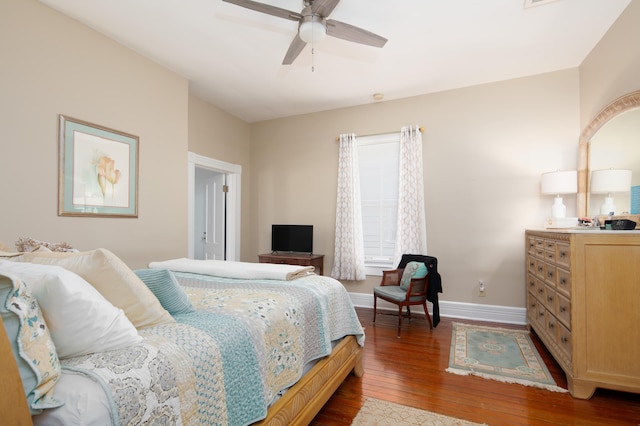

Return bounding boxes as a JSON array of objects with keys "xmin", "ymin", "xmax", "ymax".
[{"xmin": 188, "ymin": 152, "xmax": 241, "ymax": 261}]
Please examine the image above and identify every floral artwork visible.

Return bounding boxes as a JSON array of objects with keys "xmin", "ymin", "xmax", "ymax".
[
  {"xmin": 59, "ymin": 116, "xmax": 138, "ymax": 217},
  {"xmin": 95, "ymin": 155, "xmax": 121, "ymax": 199}
]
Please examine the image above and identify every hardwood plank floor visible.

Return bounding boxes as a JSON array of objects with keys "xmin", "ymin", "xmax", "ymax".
[{"xmin": 311, "ymin": 308, "xmax": 640, "ymax": 425}]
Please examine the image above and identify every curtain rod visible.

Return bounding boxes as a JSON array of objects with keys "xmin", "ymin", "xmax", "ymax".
[{"xmin": 335, "ymin": 126, "xmax": 424, "ymax": 142}]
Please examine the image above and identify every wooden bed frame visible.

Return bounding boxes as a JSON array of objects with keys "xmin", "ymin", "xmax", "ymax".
[
  {"xmin": 0, "ymin": 315, "xmax": 363, "ymax": 426},
  {"xmin": 258, "ymin": 335, "xmax": 363, "ymax": 425}
]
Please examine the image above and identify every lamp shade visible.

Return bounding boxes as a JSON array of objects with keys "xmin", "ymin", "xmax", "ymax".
[
  {"xmin": 299, "ymin": 17, "xmax": 326, "ymax": 44},
  {"xmin": 590, "ymin": 169, "xmax": 632, "ymax": 194},
  {"xmin": 541, "ymin": 170, "xmax": 577, "ymax": 195}
]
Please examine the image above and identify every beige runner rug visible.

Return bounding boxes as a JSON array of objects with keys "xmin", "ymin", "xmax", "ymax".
[{"xmin": 351, "ymin": 397, "xmax": 485, "ymax": 426}]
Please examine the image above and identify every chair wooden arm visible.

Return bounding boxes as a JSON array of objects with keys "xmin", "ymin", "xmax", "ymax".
[{"xmin": 380, "ymin": 268, "xmax": 403, "ymax": 286}]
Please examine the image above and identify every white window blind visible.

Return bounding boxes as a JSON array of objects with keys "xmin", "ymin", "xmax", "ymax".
[{"xmin": 357, "ymin": 132, "xmax": 400, "ymax": 274}]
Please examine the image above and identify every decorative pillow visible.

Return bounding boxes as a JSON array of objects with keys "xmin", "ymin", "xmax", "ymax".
[
  {"xmin": 134, "ymin": 268, "xmax": 195, "ymax": 315},
  {"xmin": 0, "ymin": 273, "xmax": 63, "ymax": 414},
  {"xmin": 0, "ymin": 260, "xmax": 142, "ymax": 358},
  {"xmin": 0, "ymin": 240, "xmax": 24, "ymax": 258},
  {"xmin": 21, "ymin": 248, "xmax": 174, "ymax": 329},
  {"xmin": 399, "ymin": 261, "xmax": 428, "ymax": 291},
  {"xmin": 15, "ymin": 237, "xmax": 75, "ymax": 253}
]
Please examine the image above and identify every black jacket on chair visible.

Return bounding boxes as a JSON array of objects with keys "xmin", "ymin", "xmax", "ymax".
[{"xmin": 397, "ymin": 254, "xmax": 443, "ymax": 327}]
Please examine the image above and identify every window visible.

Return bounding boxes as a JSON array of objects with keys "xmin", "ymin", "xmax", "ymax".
[{"xmin": 357, "ymin": 132, "xmax": 400, "ymax": 275}]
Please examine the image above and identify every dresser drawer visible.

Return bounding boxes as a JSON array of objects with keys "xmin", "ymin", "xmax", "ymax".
[
  {"xmin": 545, "ymin": 311, "xmax": 560, "ymax": 341},
  {"xmin": 536, "ymin": 303, "xmax": 547, "ymax": 329},
  {"xmin": 556, "ymin": 268, "xmax": 571, "ymax": 297},
  {"xmin": 527, "ymin": 291, "xmax": 538, "ymax": 322},
  {"xmin": 544, "ymin": 285, "xmax": 557, "ymax": 311},
  {"xmin": 544, "ymin": 247, "xmax": 556, "ymax": 263},
  {"xmin": 556, "ymin": 242, "xmax": 571, "ymax": 269},
  {"xmin": 556, "ymin": 292, "xmax": 571, "ymax": 328},
  {"xmin": 527, "ymin": 255, "xmax": 537, "ymax": 275},
  {"xmin": 544, "ymin": 263, "xmax": 557, "ymax": 287},
  {"xmin": 535, "ymin": 279, "xmax": 546, "ymax": 301},
  {"xmin": 557, "ymin": 322, "xmax": 572, "ymax": 361},
  {"xmin": 526, "ymin": 273, "xmax": 537, "ymax": 294}
]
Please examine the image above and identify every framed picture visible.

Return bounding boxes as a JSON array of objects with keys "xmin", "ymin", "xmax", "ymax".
[{"xmin": 58, "ymin": 115, "xmax": 139, "ymax": 217}]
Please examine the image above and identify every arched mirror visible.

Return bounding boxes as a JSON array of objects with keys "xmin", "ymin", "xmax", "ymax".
[{"xmin": 577, "ymin": 90, "xmax": 640, "ymax": 220}]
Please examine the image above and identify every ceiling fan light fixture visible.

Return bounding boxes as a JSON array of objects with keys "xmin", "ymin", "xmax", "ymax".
[{"xmin": 299, "ymin": 15, "xmax": 326, "ymax": 44}]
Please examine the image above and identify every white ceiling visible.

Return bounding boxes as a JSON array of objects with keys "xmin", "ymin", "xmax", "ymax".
[{"xmin": 39, "ymin": 0, "xmax": 631, "ymax": 123}]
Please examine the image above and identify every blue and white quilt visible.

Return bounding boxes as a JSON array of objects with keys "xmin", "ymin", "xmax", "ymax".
[{"xmin": 61, "ymin": 272, "xmax": 364, "ymax": 426}]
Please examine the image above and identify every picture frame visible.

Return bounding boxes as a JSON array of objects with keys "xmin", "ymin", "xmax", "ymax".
[{"xmin": 58, "ymin": 115, "xmax": 139, "ymax": 217}]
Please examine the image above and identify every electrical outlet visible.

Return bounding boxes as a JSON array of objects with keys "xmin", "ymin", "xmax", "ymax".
[{"xmin": 477, "ymin": 280, "xmax": 486, "ymax": 297}]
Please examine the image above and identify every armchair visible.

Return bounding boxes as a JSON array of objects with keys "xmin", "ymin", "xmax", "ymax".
[{"xmin": 373, "ymin": 254, "xmax": 441, "ymax": 337}]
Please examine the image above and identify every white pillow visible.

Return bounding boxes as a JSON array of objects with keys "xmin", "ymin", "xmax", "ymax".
[
  {"xmin": 22, "ymin": 249, "xmax": 174, "ymax": 329},
  {"xmin": 0, "ymin": 260, "xmax": 142, "ymax": 359}
]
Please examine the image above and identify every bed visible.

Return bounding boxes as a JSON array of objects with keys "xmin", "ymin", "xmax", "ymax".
[{"xmin": 0, "ymin": 247, "xmax": 364, "ymax": 426}]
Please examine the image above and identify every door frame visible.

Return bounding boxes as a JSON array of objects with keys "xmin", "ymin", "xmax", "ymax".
[{"xmin": 188, "ymin": 152, "xmax": 241, "ymax": 261}]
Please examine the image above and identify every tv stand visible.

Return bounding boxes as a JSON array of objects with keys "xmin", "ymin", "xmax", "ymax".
[{"xmin": 258, "ymin": 252, "xmax": 324, "ymax": 276}]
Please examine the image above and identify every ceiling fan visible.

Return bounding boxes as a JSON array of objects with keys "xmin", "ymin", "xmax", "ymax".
[{"xmin": 222, "ymin": 0, "xmax": 388, "ymax": 65}]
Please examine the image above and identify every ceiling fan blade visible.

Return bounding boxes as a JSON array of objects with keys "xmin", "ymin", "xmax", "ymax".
[
  {"xmin": 311, "ymin": 0, "xmax": 341, "ymax": 17},
  {"xmin": 222, "ymin": 0, "xmax": 302, "ymax": 21},
  {"xmin": 326, "ymin": 19, "xmax": 387, "ymax": 48},
  {"xmin": 282, "ymin": 34, "xmax": 307, "ymax": 65}
]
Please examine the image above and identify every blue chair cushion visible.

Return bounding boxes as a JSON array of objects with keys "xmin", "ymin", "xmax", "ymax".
[
  {"xmin": 374, "ymin": 285, "xmax": 425, "ymax": 303},
  {"xmin": 399, "ymin": 261, "xmax": 428, "ymax": 290}
]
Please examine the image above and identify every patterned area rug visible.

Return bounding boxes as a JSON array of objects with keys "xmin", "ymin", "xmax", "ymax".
[
  {"xmin": 351, "ymin": 398, "xmax": 485, "ymax": 425},
  {"xmin": 446, "ymin": 322, "xmax": 567, "ymax": 392}
]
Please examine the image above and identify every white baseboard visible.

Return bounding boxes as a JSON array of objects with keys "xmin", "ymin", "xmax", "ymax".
[{"xmin": 349, "ymin": 292, "xmax": 526, "ymax": 326}]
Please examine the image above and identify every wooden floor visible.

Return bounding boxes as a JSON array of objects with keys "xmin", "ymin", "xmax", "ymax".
[{"xmin": 311, "ymin": 308, "xmax": 640, "ymax": 425}]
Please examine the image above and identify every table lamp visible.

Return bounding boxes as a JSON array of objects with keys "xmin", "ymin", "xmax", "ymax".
[
  {"xmin": 541, "ymin": 170, "xmax": 577, "ymax": 218},
  {"xmin": 590, "ymin": 168, "xmax": 632, "ymax": 215}
]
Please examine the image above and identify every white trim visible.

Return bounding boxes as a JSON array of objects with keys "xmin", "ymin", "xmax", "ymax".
[
  {"xmin": 188, "ymin": 152, "xmax": 241, "ymax": 261},
  {"xmin": 348, "ymin": 292, "xmax": 527, "ymax": 325}
]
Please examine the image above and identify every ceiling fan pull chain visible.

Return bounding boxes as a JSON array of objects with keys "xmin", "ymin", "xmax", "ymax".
[{"xmin": 312, "ymin": 46, "xmax": 316, "ymax": 72}]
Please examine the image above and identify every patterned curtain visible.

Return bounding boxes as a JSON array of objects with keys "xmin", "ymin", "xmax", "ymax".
[
  {"xmin": 331, "ymin": 133, "xmax": 366, "ymax": 280},
  {"xmin": 393, "ymin": 125, "xmax": 427, "ymax": 267}
]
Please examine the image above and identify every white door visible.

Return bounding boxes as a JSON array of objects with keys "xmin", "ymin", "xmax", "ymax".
[
  {"xmin": 194, "ymin": 168, "xmax": 226, "ymax": 260},
  {"xmin": 188, "ymin": 152, "xmax": 241, "ymax": 261}
]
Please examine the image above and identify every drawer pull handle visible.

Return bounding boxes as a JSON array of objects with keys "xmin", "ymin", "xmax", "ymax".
[
  {"xmin": 538, "ymin": 266, "xmax": 543, "ymax": 272},
  {"xmin": 529, "ymin": 281, "xmax": 535, "ymax": 287},
  {"xmin": 538, "ymin": 288, "xmax": 544, "ymax": 294},
  {"xmin": 559, "ymin": 251, "xmax": 566, "ymax": 258},
  {"xmin": 539, "ymin": 312, "xmax": 544, "ymax": 317},
  {"xmin": 560, "ymin": 278, "xmax": 566, "ymax": 285},
  {"xmin": 547, "ymin": 296, "xmax": 553, "ymax": 302},
  {"xmin": 548, "ymin": 322, "xmax": 554, "ymax": 329},
  {"xmin": 561, "ymin": 336, "xmax": 568, "ymax": 344},
  {"xmin": 547, "ymin": 271, "xmax": 554, "ymax": 278},
  {"xmin": 559, "ymin": 306, "xmax": 566, "ymax": 312}
]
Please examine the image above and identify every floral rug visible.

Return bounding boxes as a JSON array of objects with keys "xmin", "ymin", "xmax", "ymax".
[
  {"xmin": 351, "ymin": 398, "xmax": 485, "ymax": 426},
  {"xmin": 446, "ymin": 322, "xmax": 567, "ymax": 392}
]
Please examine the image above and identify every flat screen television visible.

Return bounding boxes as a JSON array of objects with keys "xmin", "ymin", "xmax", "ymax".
[{"xmin": 271, "ymin": 224, "xmax": 313, "ymax": 254}]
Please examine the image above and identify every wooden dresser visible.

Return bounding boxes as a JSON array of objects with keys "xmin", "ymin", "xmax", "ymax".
[
  {"xmin": 525, "ymin": 229, "xmax": 640, "ymax": 399},
  {"xmin": 258, "ymin": 252, "xmax": 324, "ymax": 276}
]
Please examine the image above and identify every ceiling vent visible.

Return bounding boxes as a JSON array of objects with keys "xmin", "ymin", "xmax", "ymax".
[{"xmin": 524, "ymin": 0, "xmax": 560, "ymax": 8}]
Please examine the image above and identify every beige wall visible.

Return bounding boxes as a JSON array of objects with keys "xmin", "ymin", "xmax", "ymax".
[
  {"xmin": 249, "ymin": 70, "xmax": 581, "ymax": 306},
  {"xmin": 0, "ymin": 0, "xmax": 189, "ymax": 269},
  {"xmin": 579, "ymin": 0, "xmax": 640, "ymax": 128}
]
